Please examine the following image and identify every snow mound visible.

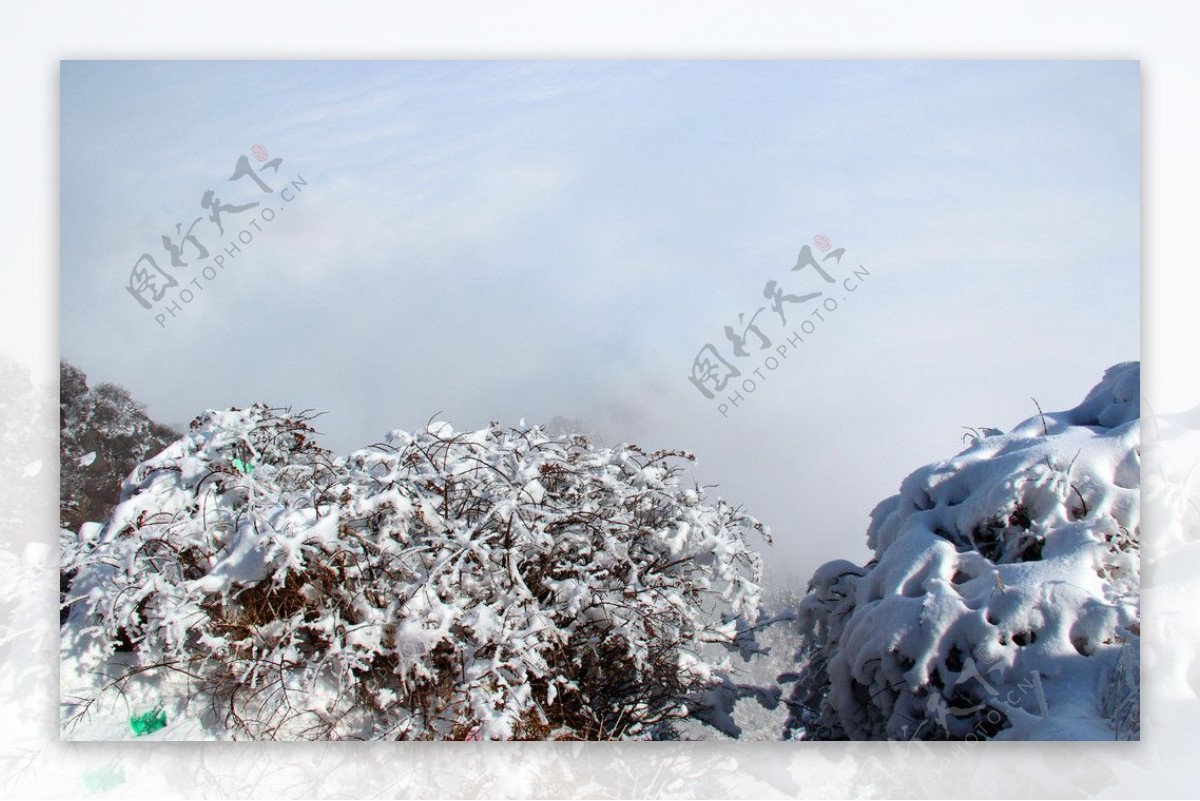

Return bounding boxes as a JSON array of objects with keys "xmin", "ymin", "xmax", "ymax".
[
  {"xmin": 61, "ymin": 406, "xmax": 769, "ymax": 741},
  {"xmin": 787, "ymin": 363, "xmax": 1140, "ymax": 740}
]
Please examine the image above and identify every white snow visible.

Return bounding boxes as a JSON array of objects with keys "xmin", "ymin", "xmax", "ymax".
[{"xmin": 787, "ymin": 363, "xmax": 1140, "ymax": 741}]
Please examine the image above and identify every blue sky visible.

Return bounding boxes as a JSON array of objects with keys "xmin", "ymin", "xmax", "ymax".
[{"xmin": 60, "ymin": 61, "xmax": 1139, "ymax": 576}]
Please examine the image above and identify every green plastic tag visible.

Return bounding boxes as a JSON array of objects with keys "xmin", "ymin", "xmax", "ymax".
[{"xmin": 129, "ymin": 708, "xmax": 167, "ymax": 737}]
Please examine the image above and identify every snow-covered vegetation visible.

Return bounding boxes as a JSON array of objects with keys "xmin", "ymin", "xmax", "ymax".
[
  {"xmin": 61, "ymin": 407, "xmax": 770, "ymax": 740},
  {"xmin": 59, "ymin": 363, "xmax": 1140, "ymax": 741},
  {"xmin": 784, "ymin": 362, "xmax": 1140, "ymax": 741}
]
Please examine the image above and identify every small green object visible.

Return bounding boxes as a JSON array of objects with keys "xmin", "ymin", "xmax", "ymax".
[
  {"xmin": 82, "ymin": 762, "xmax": 125, "ymax": 794},
  {"xmin": 232, "ymin": 458, "xmax": 254, "ymax": 475},
  {"xmin": 129, "ymin": 707, "xmax": 167, "ymax": 737}
]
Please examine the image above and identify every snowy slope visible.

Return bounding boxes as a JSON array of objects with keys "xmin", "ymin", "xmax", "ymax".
[{"xmin": 787, "ymin": 363, "xmax": 1140, "ymax": 741}]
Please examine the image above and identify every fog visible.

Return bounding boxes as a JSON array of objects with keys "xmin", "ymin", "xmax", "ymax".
[{"xmin": 61, "ymin": 60, "xmax": 1139, "ymax": 583}]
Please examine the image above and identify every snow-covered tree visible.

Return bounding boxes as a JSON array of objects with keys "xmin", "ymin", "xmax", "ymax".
[
  {"xmin": 62, "ymin": 406, "xmax": 770, "ymax": 740},
  {"xmin": 59, "ymin": 360, "xmax": 179, "ymax": 533},
  {"xmin": 785, "ymin": 363, "xmax": 1141, "ymax": 741}
]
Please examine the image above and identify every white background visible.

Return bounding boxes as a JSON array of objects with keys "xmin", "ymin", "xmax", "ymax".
[{"xmin": 2, "ymin": 2, "xmax": 1197, "ymax": 798}]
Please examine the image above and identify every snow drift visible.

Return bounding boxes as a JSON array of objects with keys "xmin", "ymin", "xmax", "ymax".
[{"xmin": 786, "ymin": 362, "xmax": 1140, "ymax": 740}]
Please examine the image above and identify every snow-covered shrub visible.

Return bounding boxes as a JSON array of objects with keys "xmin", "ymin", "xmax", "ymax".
[
  {"xmin": 786, "ymin": 363, "xmax": 1140, "ymax": 740},
  {"xmin": 62, "ymin": 406, "xmax": 768, "ymax": 740}
]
